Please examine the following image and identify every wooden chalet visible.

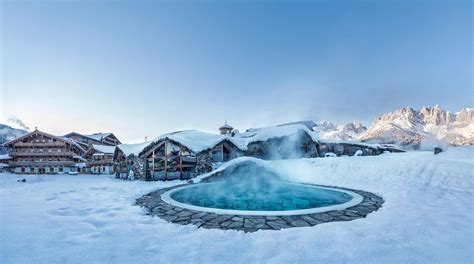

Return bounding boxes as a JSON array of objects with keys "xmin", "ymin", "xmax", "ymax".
[
  {"xmin": 138, "ymin": 130, "xmax": 243, "ymax": 181},
  {"xmin": 113, "ymin": 141, "xmax": 151, "ymax": 180},
  {"xmin": 83, "ymin": 144, "xmax": 116, "ymax": 174},
  {"xmin": 3, "ymin": 128, "xmax": 87, "ymax": 174}
]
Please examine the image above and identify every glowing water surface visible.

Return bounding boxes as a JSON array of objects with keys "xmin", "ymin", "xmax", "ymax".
[{"xmin": 169, "ymin": 182, "xmax": 353, "ymax": 211}]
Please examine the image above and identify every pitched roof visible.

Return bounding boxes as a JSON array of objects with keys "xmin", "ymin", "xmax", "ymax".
[
  {"xmin": 219, "ymin": 124, "xmax": 233, "ymax": 130},
  {"xmin": 91, "ymin": 144, "xmax": 116, "ymax": 154},
  {"xmin": 149, "ymin": 130, "xmax": 233, "ymax": 153},
  {"xmin": 3, "ymin": 130, "xmax": 87, "ymax": 152},
  {"xmin": 277, "ymin": 120, "xmax": 316, "ymax": 130},
  {"xmin": 85, "ymin": 133, "xmax": 113, "ymax": 141},
  {"xmin": 116, "ymin": 141, "xmax": 153, "ymax": 156},
  {"xmin": 232, "ymin": 124, "xmax": 320, "ymax": 150},
  {"xmin": 140, "ymin": 130, "xmax": 246, "ymax": 157},
  {"xmin": 219, "ymin": 121, "xmax": 233, "ymax": 130}
]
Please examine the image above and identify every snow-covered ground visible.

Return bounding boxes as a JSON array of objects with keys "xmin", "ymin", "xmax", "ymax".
[{"xmin": 1, "ymin": 147, "xmax": 473, "ymax": 263}]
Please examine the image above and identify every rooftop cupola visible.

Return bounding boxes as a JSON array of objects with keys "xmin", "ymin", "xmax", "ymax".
[{"xmin": 219, "ymin": 120, "xmax": 233, "ymax": 135}]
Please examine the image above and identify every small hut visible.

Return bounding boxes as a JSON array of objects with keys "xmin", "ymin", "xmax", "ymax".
[
  {"xmin": 139, "ymin": 130, "xmax": 243, "ymax": 181},
  {"xmin": 113, "ymin": 141, "xmax": 151, "ymax": 180}
]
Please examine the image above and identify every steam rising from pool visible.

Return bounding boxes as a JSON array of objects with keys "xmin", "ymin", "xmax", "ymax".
[{"xmin": 162, "ymin": 161, "xmax": 355, "ymax": 213}]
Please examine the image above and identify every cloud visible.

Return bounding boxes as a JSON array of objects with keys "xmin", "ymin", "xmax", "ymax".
[{"xmin": 7, "ymin": 115, "xmax": 30, "ymax": 131}]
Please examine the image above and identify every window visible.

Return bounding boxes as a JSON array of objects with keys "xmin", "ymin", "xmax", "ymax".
[{"xmin": 21, "ymin": 168, "xmax": 25, "ymax": 172}]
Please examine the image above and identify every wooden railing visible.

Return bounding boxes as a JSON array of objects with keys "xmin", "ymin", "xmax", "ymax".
[
  {"xmin": 86, "ymin": 160, "xmax": 115, "ymax": 166},
  {"xmin": 10, "ymin": 152, "xmax": 76, "ymax": 157},
  {"xmin": 14, "ymin": 142, "xmax": 66, "ymax": 147},
  {"xmin": 9, "ymin": 161, "xmax": 76, "ymax": 166}
]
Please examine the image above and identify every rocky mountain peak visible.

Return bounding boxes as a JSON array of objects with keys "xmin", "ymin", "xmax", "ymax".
[{"xmin": 316, "ymin": 105, "xmax": 473, "ymax": 148}]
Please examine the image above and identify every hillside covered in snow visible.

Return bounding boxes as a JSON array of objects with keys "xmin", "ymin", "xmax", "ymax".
[
  {"xmin": 0, "ymin": 124, "xmax": 27, "ymax": 154},
  {"xmin": 314, "ymin": 106, "xmax": 473, "ymax": 149},
  {"xmin": 1, "ymin": 147, "xmax": 473, "ymax": 263}
]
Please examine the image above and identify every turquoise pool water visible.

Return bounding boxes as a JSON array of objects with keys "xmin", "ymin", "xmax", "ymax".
[{"xmin": 169, "ymin": 182, "xmax": 353, "ymax": 211}]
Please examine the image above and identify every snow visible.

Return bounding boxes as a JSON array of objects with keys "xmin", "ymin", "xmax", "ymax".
[
  {"xmin": 316, "ymin": 106, "xmax": 474, "ymax": 147},
  {"xmin": 233, "ymin": 124, "xmax": 319, "ymax": 150},
  {"xmin": 319, "ymin": 139, "xmax": 382, "ymax": 149},
  {"xmin": 152, "ymin": 130, "xmax": 233, "ymax": 153},
  {"xmin": 1, "ymin": 146, "xmax": 473, "ymax": 263},
  {"xmin": 118, "ymin": 130, "xmax": 234, "ymax": 157},
  {"xmin": 91, "ymin": 144, "xmax": 116, "ymax": 154},
  {"xmin": 147, "ymin": 125, "xmax": 321, "ymax": 154},
  {"xmin": 3, "ymin": 130, "xmax": 87, "ymax": 153},
  {"xmin": 0, "ymin": 154, "xmax": 11, "ymax": 160},
  {"xmin": 117, "ymin": 142, "xmax": 152, "ymax": 156},
  {"xmin": 85, "ymin": 133, "xmax": 113, "ymax": 142}
]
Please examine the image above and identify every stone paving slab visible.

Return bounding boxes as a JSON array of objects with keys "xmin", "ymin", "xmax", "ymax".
[{"xmin": 136, "ymin": 183, "xmax": 384, "ymax": 233}]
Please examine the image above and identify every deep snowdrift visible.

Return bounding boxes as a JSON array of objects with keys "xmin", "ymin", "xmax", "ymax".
[{"xmin": 1, "ymin": 147, "xmax": 473, "ymax": 263}]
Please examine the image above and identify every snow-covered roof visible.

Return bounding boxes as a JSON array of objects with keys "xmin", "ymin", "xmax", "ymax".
[
  {"xmin": 232, "ymin": 124, "xmax": 320, "ymax": 150},
  {"xmin": 145, "ymin": 130, "xmax": 239, "ymax": 154},
  {"xmin": 0, "ymin": 154, "xmax": 12, "ymax": 160},
  {"xmin": 141, "ymin": 125, "xmax": 322, "ymax": 154},
  {"xmin": 219, "ymin": 124, "xmax": 233, "ymax": 130},
  {"xmin": 117, "ymin": 141, "xmax": 153, "ymax": 156},
  {"xmin": 3, "ymin": 130, "xmax": 86, "ymax": 153},
  {"xmin": 59, "ymin": 136, "xmax": 88, "ymax": 151},
  {"xmin": 91, "ymin": 144, "xmax": 115, "ymax": 154},
  {"xmin": 85, "ymin": 133, "xmax": 113, "ymax": 142},
  {"xmin": 277, "ymin": 120, "xmax": 317, "ymax": 130}
]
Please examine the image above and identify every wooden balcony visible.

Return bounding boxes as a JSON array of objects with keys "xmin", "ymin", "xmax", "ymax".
[
  {"xmin": 14, "ymin": 142, "xmax": 66, "ymax": 147},
  {"xmin": 10, "ymin": 152, "xmax": 76, "ymax": 157},
  {"xmin": 9, "ymin": 161, "xmax": 76, "ymax": 166},
  {"xmin": 86, "ymin": 160, "xmax": 115, "ymax": 166}
]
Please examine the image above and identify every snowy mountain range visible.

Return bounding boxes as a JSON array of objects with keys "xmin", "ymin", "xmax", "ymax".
[
  {"xmin": 314, "ymin": 105, "xmax": 474, "ymax": 149},
  {"xmin": 0, "ymin": 105, "xmax": 472, "ymax": 152},
  {"xmin": 0, "ymin": 124, "xmax": 28, "ymax": 154}
]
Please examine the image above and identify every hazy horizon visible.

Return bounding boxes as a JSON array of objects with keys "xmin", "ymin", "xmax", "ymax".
[{"xmin": 1, "ymin": 1, "xmax": 472, "ymax": 142}]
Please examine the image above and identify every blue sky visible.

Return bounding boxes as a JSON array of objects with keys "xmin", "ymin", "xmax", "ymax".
[{"xmin": 1, "ymin": 0, "xmax": 472, "ymax": 142}]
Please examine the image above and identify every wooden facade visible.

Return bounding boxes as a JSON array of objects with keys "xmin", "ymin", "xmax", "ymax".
[
  {"xmin": 3, "ymin": 124, "xmax": 403, "ymax": 177},
  {"xmin": 83, "ymin": 145, "xmax": 116, "ymax": 174},
  {"xmin": 139, "ymin": 138, "xmax": 243, "ymax": 181},
  {"xmin": 113, "ymin": 148, "xmax": 145, "ymax": 180},
  {"xmin": 3, "ymin": 129, "xmax": 87, "ymax": 174}
]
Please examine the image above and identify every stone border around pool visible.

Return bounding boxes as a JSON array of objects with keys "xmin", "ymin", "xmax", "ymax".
[{"xmin": 136, "ymin": 183, "xmax": 384, "ymax": 233}]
